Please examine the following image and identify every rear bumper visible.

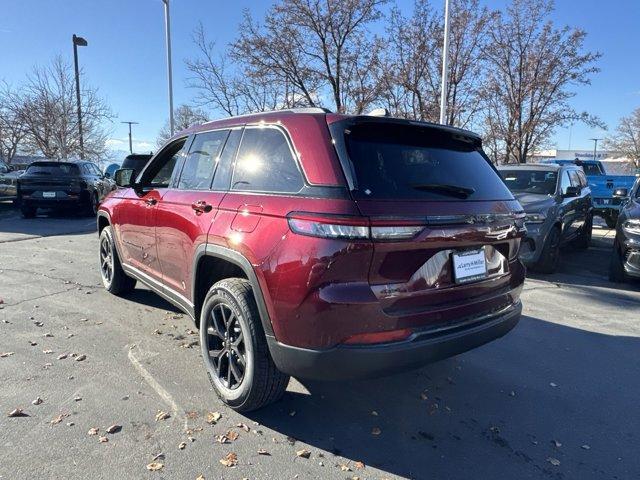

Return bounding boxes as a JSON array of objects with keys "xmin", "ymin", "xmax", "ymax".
[
  {"xmin": 20, "ymin": 194, "xmax": 84, "ymax": 208},
  {"xmin": 267, "ymin": 301, "xmax": 521, "ymax": 380}
]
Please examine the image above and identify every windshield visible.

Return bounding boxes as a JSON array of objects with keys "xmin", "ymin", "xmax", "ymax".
[
  {"xmin": 340, "ymin": 122, "xmax": 513, "ymax": 201},
  {"xmin": 500, "ymin": 169, "xmax": 558, "ymax": 195},
  {"xmin": 26, "ymin": 163, "xmax": 79, "ymax": 176},
  {"xmin": 581, "ymin": 163, "xmax": 603, "ymax": 175}
]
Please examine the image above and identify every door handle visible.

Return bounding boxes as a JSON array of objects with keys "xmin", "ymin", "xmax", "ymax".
[
  {"xmin": 191, "ymin": 200, "xmax": 213, "ymax": 214},
  {"xmin": 145, "ymin": 198, "xmax": 157, "ymax": 206}
]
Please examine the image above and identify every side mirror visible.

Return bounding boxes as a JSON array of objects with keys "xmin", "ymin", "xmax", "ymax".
[
  {"xmin": 114, "ymin": 168, "xmax": 135, "ymax": 188},
  {"xmin": 104, "ymin": 172, "xmax": 111, "ymax": 179},
  {"xmin": 563, "ymin": 186, "xmax": 580, "ymax": 198},
  {"xmin": 613, "ymin": 188, "xmax": 628, "ymax": 198}
]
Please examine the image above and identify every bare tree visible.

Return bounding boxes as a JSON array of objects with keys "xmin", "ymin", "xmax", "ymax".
[
  {"xmin": 0, "ymin": 83, "xmax": 27, "ymax": 162},
  {"xmin": 481, "ymin": 0, "xmax": 601, "ymax": 164},
  {"xmin": 232, "ymin": 0, "xmax": 387, "ymax": 114},
  {"xmin": 186, "ymin": 23, "xmax": 300, "ymax": 117},
  {"xmin": 604, "ymin": 107, "xmax": 640, "ymax": 169},
  {"xmin": 157, "ymin": 104, "xmax": 209, "ymax": 147},
  {"xmin": 17, "ymin": 56, "xmax": 113, "ymax": 160}
]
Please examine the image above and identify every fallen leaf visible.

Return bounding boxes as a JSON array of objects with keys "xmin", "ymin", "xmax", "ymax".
[
  {"xmin": 43, "ymin": 332, "xmax": 53, "ymax": 337},
  {"xmin": 74, "ymin": 396, "xmax": 82, "ymax": 402},
  {"xmin": 75, "ymin": 354, "xmax": 87, "ymax": 362},
  {"xmin": 178, "ymin": 442, "xmax": 186, "ymax": 450},
  {"xmin": 236, "ymin": 422, "xmax": 250, "ymax": 432},
  {"xmin": 549, "ymin": 382, "xmax": 558, "ymax": 388},
  {"xmin": 354, "ymin": 461, "xmax": 365, "ymax": 469},
  {"xmin": 257, "ymin": 449, "xmax": 270, "ymax": 456},
  {"xmin": 106, "ymin": 424, "xmax": 121, "ymax": 434},
  {"xmin": 195, "ymin": 475, "xmax": 205, "ymax": 480},
  {"xmin": 155, "ymin": 411, "xmax": 170, "ymax": 421},
  {"xmin": 289, "ymin": 410, "xmax": 297, "ymax": 417},
  {"xmin": 29, "ymin": 341, "xmax": 38, "ymax": 346},
  {"xmin": 42, "ymin": 349, "xmax": 53, "ymax": 354},
  {"xmin": 220, "ymin": 452, "xmax": 238, "ymax": 467},
  {"xmin": 87, "ymin": 427, "xmax": 99, "ymax": 436},
  {"xmin": 296, "ymin": 449, "xmax": 311, "ymax": 459},
  {"xmin": 185, "ymin": 411, "xmax": 198, "ymax": 419},
  {"xmin": 0, "ymin": 352, "xmax": 15, "ymax": 358},
  {"xmin": 32, "ymin": 397, "xmax": 43, "ymax": 405},
  {"xmin": 98, "ymin": 436, "xmax": 108, "ymax": 443},
  {"xmin": 581, "ymin": 444, "xmax": 591, "ymax": 450},
  {"xmin": 8, "ymin": 408, "xmax": 28, "ymax": 417},
  {"xmin": 371, "ymin": 427, "xmax": 382, "ymax": 436},
  {"xmin": 50, "ymin": 413, "xmax": 69, "ymax": 425},
  {"xmin": 146, "ymin": 462, "xmax": 164, "ymax": 471},
  {"xmin": 552, "ymin": 439, "xmax": 562, "ymax": 448},
  {"xmin": 340, "ymin": 465, "xmax": 352, "ymax": 472},
  {"xmin": 57, "ymin": 353, "xmax": 68, "ymax": 360},
  {"xmin": 547, "ymin": 457, "xmax": 561, "ymax": 466},
  {"xmin": 226, "ymin": 430, "xmax": 239, "ymax": 441},
  {"xmin": 206, "ymin": 411, "xmax": 221, "ymax": 424}
]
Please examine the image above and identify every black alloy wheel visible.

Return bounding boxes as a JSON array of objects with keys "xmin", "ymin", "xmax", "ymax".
[{"xmin": 205, "ymin": 302, "xmax": 247, "ymax": 390}]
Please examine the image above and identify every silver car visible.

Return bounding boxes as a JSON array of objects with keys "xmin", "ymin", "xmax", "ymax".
[{"xmin": 498, "ymin": 164, "xmax": 593, "ymax": 273}]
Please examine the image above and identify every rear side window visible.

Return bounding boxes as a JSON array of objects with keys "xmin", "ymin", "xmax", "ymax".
[
  {"xmin": 178, "ymin": 130, "xmax": 229, "ymax": 190},
  {"xmin": 341, "ymin": 123, "xmax": 513, "ymax": 201},
  {"xmin": 581, "ymin": 163, "xmax": 604, "ymax": 175},
  {"xmin": 232, "ymin": 127, "xmax": 304, "ymax": 193},
  {"xmin": 27, "ymin": 163, "xmax": 79, "ymax": 176},
  {"xmin": 576, "ymin": 170, "xmax": 588, "ymax": 187}
]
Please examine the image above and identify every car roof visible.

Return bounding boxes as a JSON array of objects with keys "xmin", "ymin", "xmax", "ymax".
[
  {"xmin": 176, "ymin": 108, "xmax": 481, "ymax": 142},
  {"xmin": 497, "ymin": 163, "xmax": 562, "ymax": 171}
]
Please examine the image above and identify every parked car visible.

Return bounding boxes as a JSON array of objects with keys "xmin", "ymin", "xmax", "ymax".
[
  {"xmin": 18, "ymin": 161, "xmax": 112, "ymax": 218},
  {"xmin": 498, "ymin": 164, "xmax": 592, "ymax": 273},
  {"xmin": 120, "ymin": 153, "xmax": 152, "ymax": 180},
  {"xmin": 98, "ymin": 108, "xmax": 526, "ymax": 412},
  {"xmin": 609, "ymin": 178, "xmax": 640, "ymax": 282},
  {"xmin": 0, "ymin": 159, "xmax": 24, "ymax": 202},
  {"xmin": 542, "ymin": 159, "xmax": 636, "ymax": 228},
  {"xmin": 104, "ymin": 163, "xmax": 120, "ymax": 179}
]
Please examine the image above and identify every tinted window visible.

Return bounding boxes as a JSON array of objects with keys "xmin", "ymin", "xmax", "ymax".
[
  {"xmin": 568, "ymin": 170, "xmax": 581, "ymax": 187},
  {"xmin": 178, "ymin": 130, "xmax": 228, "ymax": 190},
  {"xmin": 142, "ymin": 139, "xmax": 187, "ymax": 188},
  {"xmin": 581, "ymin": 163, "xmax": 603, "ymax": 175},
  {"xmin": 500, "ymin": 169, "xmax": 558, "ymax": 195},
  {"xmin": 560, "ymin": 171, "xmax": 572, "ymax": 194},
  {"xmin": 26, "ymin": 163, "xmax": 79, "ymax": 176},
  {"xmin": 212, "ymin": 129, "xmax": 242, "ymax": 191},
  {"xmin": 342, "ymin": 123, "xmax": 513, "ymax": 200},
  {"xmin": 232, "ymin": 127, "xmax": 303, "ymax": 193}
]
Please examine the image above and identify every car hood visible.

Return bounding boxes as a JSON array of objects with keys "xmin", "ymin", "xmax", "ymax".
[{"xmin": 513, "ymin": 192, "xmax": 556, "ymax": 212}]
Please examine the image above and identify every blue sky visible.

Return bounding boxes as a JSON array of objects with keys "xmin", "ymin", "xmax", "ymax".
[{"xmin": 1, "ymin": 0, "xmax": 638, "ymax": 158}]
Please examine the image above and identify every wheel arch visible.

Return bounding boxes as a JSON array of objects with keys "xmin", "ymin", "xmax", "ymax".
[
  {"xmin": 192, "ymin": 244, "xmax": 275, "ymax": 337},
  {"xmin": 97, "ymin": 211, "xmax": 110, "ymax": 235}
]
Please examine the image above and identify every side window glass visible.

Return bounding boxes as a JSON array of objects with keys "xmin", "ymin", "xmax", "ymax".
[
  {"xmin": 568, "ymin": 170, "xmax": 581, "ymax": 187},
  {"xmin": 577, "ymin": 171, "xmax": 587, "ymax": 187},
  {"xmin": 178, "ymin": 130, "xmax": 228, "ymax": 190},
  {"xmin": 560, "ymin": 171, "xmax": 572, "ymax": 194},
  {"xmin": 143, "ymin": 138, "xmax": 187, "ymax": 188},
  {"xmin": 212, "ymin": 129, "xmax": 242, "ymax": 191},
  {"xmin": 232, "ymin": 127, "xmax": 303, "ymax": 193}
]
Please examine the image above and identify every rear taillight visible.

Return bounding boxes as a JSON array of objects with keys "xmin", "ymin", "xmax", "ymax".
[{"xmin": 287, "ymin": 212, "xmax": 424, "ymax": 241}]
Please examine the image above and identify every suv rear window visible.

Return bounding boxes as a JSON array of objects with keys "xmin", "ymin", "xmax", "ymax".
[
  {"xmin": 340, "ymin": 123, "xmax": 513, "ymax": 201},
  {"xmin": 26, "ymin": 163, "xmax": 79, "ymax": 176}
]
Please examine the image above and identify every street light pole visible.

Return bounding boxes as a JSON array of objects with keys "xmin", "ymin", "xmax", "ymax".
[
  {"xmin": 162, "ymin": 0, "xmax": 175, "ymax": 136},
  {"xmin": 589, "ymin": 138, "xmax": 601, "ymax": 161},
  {"xmin": 439, "ymin": 0, "xmax": 451, "ymax": 125},
  {"xmin": 121, "ymin": 121, "xmax": 139, "ymax": 154},
  {"xmin": 72, "ymin": 34, "xmax": 88, "ymax": 159}
]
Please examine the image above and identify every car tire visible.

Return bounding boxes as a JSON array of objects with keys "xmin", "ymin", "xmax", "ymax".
[
  {"xmin": 604, "ymin": 215, "xmax": 617, "ymax": 229},
  {"xmin": 533, "ymin": 226, "xmax": 561, "ymax": 274},
  {"xmin": 21, "ymin": 204, "xmax": 36, "ymax": 218},
  {"xmin": 574, "ymin": 214, "xmax": 592, "ymax": 250},
  {"xmin": 99, "ymin": 225, "xmax": 136, "ymax": 295},
  {"xmin": 608, "ymin": 242, "xmax": 628, "ymax": 283},
  {"xmin": 85, "ymin": 192, "xmax": 99, "ymax": 217},
  {"xmin": 200, "ymin": 278, "xmax": 289, "ymax": 412}
]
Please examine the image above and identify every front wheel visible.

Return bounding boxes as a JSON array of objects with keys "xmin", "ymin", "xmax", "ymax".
[
  {"xmin": 604, "ymin": 214, "xmax": 617, "ymax": 229},
  {"xmin": 99, "ymin": 226, "xmax": 136, "ymax": 295},
  {"xmin": 21, "ymin": 204, "xmax": 36, "ymax": 218},
  {"xmin": 200, "ymin": 278, "xmax": 289, "ymax": 412},
  {"xmin": 533, "ymin": 226, "xmax": 561, "ymax": 274}
]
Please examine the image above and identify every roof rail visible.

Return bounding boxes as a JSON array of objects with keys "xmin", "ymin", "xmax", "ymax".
[{"xmin": 201, "ymin": 107, "xmax": 332, "ymax": 126}]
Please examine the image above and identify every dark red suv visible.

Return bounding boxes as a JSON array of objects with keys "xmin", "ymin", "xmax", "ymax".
[{"xmin": 98, "ymin": 108, "xmax": 525, "ymax": 411}]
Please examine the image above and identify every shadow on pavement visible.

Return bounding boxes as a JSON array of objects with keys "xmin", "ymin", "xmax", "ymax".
[
  {"xmin": 247, "ymin": 316, "xmax": 639, "ymax": 480},
  {"xmin": 0, "ymin": 203, "xmax": 96, "ymax": 242}
]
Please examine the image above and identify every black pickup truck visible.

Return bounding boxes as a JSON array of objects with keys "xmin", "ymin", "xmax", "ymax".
[{"xmin": 17, "ymin": 161, "xmax": 113, "ymax": 218}]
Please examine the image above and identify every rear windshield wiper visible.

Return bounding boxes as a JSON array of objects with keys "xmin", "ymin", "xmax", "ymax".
[{"xmin": 410, "ymin": 183, "xmax": 476, "ymax": 199}]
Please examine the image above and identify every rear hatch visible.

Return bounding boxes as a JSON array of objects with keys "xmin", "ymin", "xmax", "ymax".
[
  {"xmin": 328, "ymin": 118, "xmax": 524, "ymax": 326},
  {"xmin": 19, "ymin": 162, "xmax": 83, "ymax": 197}
]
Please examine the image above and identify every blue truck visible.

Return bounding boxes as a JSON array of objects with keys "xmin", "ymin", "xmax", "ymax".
[{"xmin": 542, "ymin": 159, "xmax": 637, "ymax": 228}]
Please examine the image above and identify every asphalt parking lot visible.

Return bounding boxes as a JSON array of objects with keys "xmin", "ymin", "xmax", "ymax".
[{"xmin": 0, "ymin": 204, "xmax": 638, "ymax": 480}]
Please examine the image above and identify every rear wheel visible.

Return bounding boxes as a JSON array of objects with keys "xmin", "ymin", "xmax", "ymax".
[
  {"xmin": 609, "ymin": 242, "xmax": 628, "ymax": 283},
  {"xmin": 200, "ymin": 278, "xmax": 289, "ymax": 412},
  {"xmin": 21, "ymin": 204, "xmax": 36, "ymax": 218},
  {"xmin": 99, "ymin": 226, "xmax": 136, "ymax": 295},
  {"xmin": 85, "ymin": 192, "xmax": 99, "ymax": 217},
  {"xmin": 604, "ymin": 214, "xmax": 617, "ymax": 229},
  {"xmin": 574, "ymin": 214, "xmax": 592, "ymax": 249},
  {"xmin": 533, "ymin": 226, "xmax": 561, "ymax": 274}
]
